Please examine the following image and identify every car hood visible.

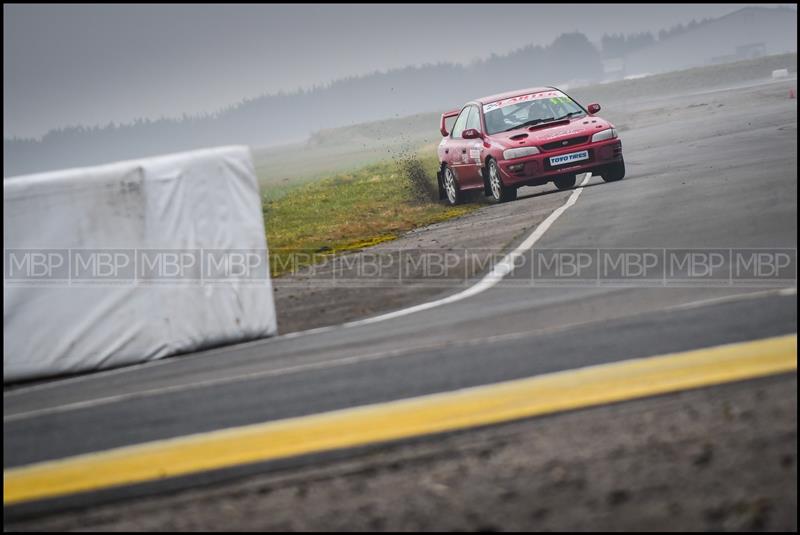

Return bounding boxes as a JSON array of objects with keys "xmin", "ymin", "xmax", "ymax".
[{"xmin": 490, "ymin": 116, "xmax": 614, "ymax": 148}]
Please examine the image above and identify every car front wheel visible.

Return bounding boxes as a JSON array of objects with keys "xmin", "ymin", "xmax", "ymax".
[
  {"xmin": 488, "ymin": 159, "xmax": 517, "ymax": 203},
  {"xmin": 554, "ymin": 174, "xmax": 577, "ymax": 190},
  {"xmin": 600, "ymin": 158, "xmax": 625, "ymax": 182}
]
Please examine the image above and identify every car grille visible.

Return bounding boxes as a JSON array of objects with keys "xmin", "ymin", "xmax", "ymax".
[{"xmin": 542, "ymin": 136, "xmax": 589, "ymax": 151}]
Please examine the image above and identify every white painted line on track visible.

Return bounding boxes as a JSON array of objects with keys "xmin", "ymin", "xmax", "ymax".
[
  {"xmin": 341, "ymin": 172, "xmax": 594, "ymax": 326},
  {"xmin": 669, "ymin": 286, "xmax": 796, "ymax": 311}
]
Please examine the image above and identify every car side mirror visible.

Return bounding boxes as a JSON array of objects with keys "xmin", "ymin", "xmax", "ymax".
[
  {"xmin": 587, "ymin": 103, "xmax": 601, "ymax": 114},
  {"xmin": 462, "ymin": 128, "xmax": 482, "ymax": 139}
]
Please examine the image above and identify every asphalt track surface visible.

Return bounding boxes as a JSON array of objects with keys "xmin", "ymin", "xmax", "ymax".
[{"xmin": 3, "ymin": 78, "xmax": 797, "ymax": 522}]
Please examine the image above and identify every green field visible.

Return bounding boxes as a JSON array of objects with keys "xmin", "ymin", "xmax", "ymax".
[
  {"xmin": 253, "ymin": 112, "xmax": 443, "ymax": 203},
  {"xmin": 263, "ymin": 149, "xmax": 480, "ymax": 277}
]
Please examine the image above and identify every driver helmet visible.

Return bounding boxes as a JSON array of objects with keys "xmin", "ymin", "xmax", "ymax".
[{"xmin": 527, "ymin": 99, "xmax": 551, "ymax": 121}]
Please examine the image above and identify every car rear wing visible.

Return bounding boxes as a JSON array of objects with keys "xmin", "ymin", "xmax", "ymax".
[{"xmin": 439, "ymin": 109, "xmax": 461, "ymax": 137}]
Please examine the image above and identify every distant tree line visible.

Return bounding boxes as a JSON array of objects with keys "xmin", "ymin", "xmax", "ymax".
[
  {"xmin": 658, "ymin": 17, "xmax": 715, "ymax": 42},
  {"xmin": 600, "ymin": 17, "xmax": 715, "ymax": 58}
]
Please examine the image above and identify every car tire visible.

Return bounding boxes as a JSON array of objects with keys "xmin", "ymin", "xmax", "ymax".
[
  {"xmin": 600, "ymin": 158, "xmax": 625, "ymax": 182},
  {"xmin": 442, "ymin": 165, "xmax": 462, "ymax": 205},
  {"xmin": 487, "ymin": 158, "xmax": 517, "ymax": 203},
  {"xmin": 554, "ymin": 174, "xmax": 577, "ymax": 190}
]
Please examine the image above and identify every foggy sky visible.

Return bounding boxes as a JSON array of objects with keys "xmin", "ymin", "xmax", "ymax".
[{"xmin": 3, "ymin": 3, "xmax": 791, "ymax": 139}]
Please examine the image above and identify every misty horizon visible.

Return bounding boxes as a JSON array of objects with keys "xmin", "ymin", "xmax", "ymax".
[
  {"xmin": 3, "ymin": 4, "xmax": 797, "ymax": 178},
  {"xmin": 4, "ymin": 3, "xmax": 795, "ymax": 140}
]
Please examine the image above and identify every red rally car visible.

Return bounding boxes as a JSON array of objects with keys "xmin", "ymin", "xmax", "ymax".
[{"xmin": 437, "ymin": 87, "xmax": 624, "ymax": 204}]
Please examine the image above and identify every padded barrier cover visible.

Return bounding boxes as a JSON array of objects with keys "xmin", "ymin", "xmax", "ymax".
[{"xmin": 3, "ymin": 146, "xmax": 277, "ymax": 382}]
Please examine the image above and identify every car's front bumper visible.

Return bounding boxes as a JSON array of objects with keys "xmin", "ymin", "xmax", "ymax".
[{"xmin": 498, "ymin": 138, "xmax": 623, "ymax": 187}]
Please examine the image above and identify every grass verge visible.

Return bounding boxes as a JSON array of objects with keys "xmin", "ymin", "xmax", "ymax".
[{"xmin": 263, "ymin": 150, "xmax": 479, "ymax": 277}]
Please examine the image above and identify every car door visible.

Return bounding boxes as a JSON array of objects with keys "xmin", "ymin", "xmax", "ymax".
[
  {"xmin": 449, "ymin": 106, "xmax": 483, "ymax": 190},
  {"xmin": 460, "ymin": 105, "xmax": 485, "ymax": 189},
  {"xmin": 447, "ymin": 107, "xmax": 469, "ymax": 176}
]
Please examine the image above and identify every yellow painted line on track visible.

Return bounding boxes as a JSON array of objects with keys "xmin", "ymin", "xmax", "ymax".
[{"xmin": 4, "ymin": 333, "xmax": 797, "ymax": 506}]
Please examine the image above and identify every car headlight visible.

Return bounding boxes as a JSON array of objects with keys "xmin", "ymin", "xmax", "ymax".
[
  {"xmin": 503, "ymin": 146, "xmax": 540, "ymax": 160},
  {"xmin": 591, "ymin": 128, "xmax": 618, "ymax": 142}
]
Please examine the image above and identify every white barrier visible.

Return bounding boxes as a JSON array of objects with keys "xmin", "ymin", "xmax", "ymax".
[
  {"xmin": 3, "ymin": 146, "xmax": 277, "ymax": 382},
  {"xmin": 772, "ymin": 68, "xmax": 789, "ymax": 79}
]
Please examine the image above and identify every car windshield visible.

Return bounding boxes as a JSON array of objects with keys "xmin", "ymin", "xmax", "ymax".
[{"xmin": 483, "ymin": 93, "xmax": 586, "ymax": 135}]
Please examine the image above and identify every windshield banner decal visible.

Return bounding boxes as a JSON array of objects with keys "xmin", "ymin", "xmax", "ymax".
[{"xmin": 483, "ymin": 91, "xmax": 565, "ymax": 113}]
